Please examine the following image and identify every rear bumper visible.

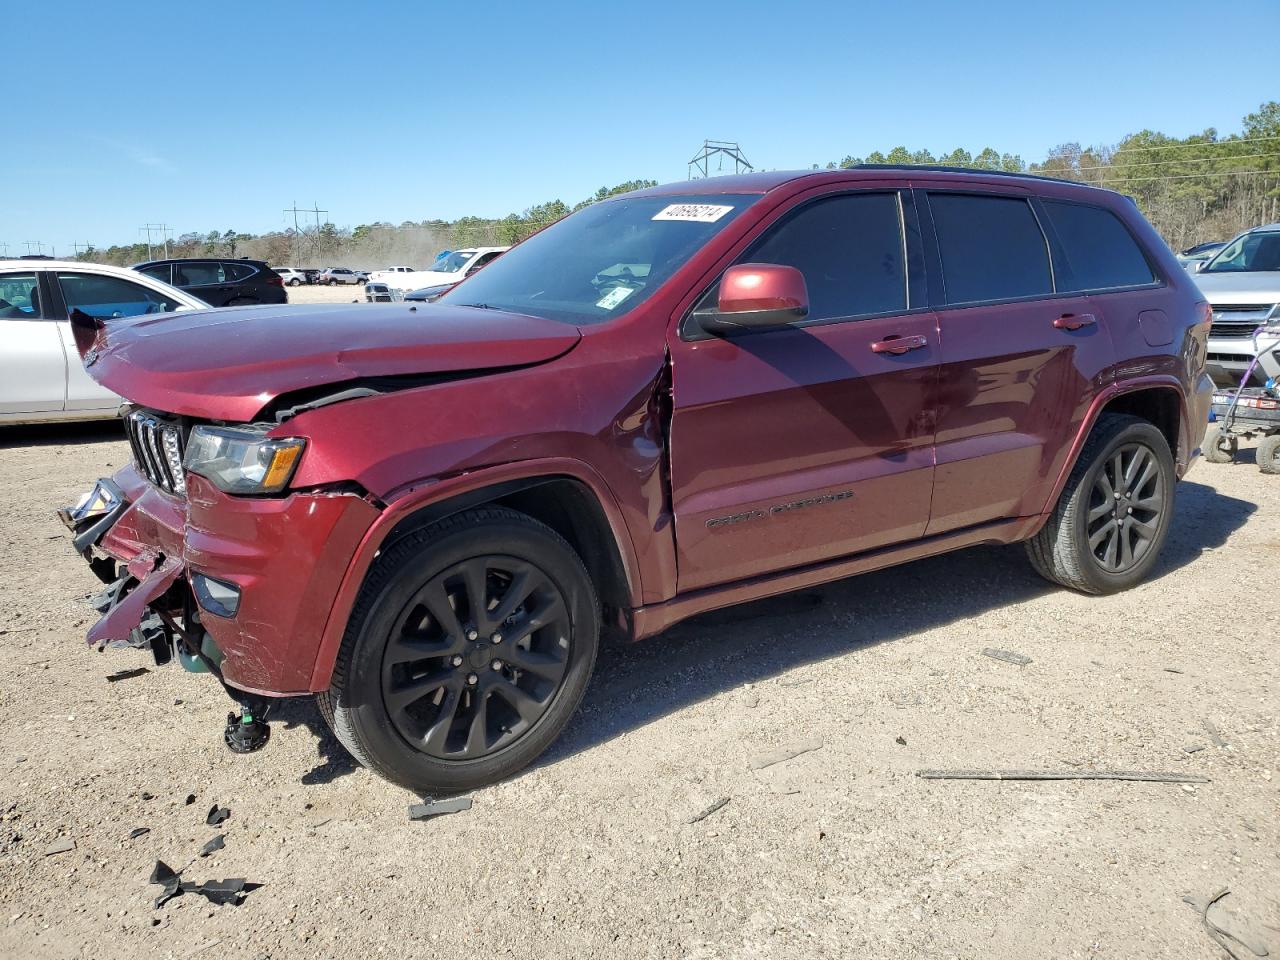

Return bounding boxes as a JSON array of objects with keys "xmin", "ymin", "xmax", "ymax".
[{"xmin": 71, "ymin": 465, "xmax": 380, "ymax": 696}]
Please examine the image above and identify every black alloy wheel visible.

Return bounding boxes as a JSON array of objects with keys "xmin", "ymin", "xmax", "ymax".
[
  {"xmin": 1085, "ymin": 442, "xmax": 1166, "ymax": 573},
  {"xmin": 382, "ymin": 555, "xmax": 571, "ymax": 760}
]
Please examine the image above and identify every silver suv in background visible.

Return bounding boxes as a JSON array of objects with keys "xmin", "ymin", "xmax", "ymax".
[{"xmin": 1195, "ymin": 224, "xmax": 1280, "ymax": 387}]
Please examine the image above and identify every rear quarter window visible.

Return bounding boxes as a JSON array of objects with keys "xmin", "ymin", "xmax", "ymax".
[
  {"xmin": 1043, "ymin": 200, "xmax": 1154, "ymax": 291},
  {"xmin": 224, "ymin": 262, "xmax": 257, "ymax": 281}
]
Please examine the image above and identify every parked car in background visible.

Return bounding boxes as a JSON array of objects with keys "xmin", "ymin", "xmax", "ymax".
[
  {"xmin": 0, "ymin": 259, "xmax": 207, "ymax": 424},
  {"xmin": 135, "ymin": 258, "xmax": 287, "ymax": 307},
  {"xmin": 1192, "ymin": 224, "xmax": 1280, "ymax": 386},
  {"xmin": 275, "ymin": 268, "xmax": 307, "ymax": 286},
  {"xmin": 1177, "ymin": 241, "xmax": 1226, "ymax": 270},
  {"xmin": 319, "ymin": 268, "xmax": 366, "ymax": 285},
  {"xmin": 364, "ymin": 282, "xmax": 396, "ymax": 303},
  {"xmin": 301, "ymin": 268, "xmax": 321, "ymax": 285},
  {"xmin": 376, "ymin": 247, "xmax": 508, "ymax": 294},
  {"xmin": 403, "ymin": 281, "xmax": 458, "ymax": 303},
  {"xmin": 62, "ymin": 168, "xmax": 1210, "ymax": 794}
]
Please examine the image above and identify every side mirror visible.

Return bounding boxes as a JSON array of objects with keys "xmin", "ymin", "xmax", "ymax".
[
  {"xmin": 1195, "ymin": 260, "xmax": 1207, "ymax": 273},
  {"xmin": 698, "ymin": 263, "xmax": 809, "ymax": 335}
]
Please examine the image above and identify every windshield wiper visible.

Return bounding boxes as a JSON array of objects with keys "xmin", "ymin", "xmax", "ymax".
[{"xmin": 457, "ymin": 303, "xmax": 500, "ymax": 311}]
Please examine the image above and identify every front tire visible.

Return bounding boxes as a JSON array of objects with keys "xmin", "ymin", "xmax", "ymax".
[
  {"xmin": 318, "ymin": 507, "xmax": 599, "ymax": 793},
  {"xmin": 1025, "ymin": 414, "xmax": 1175, "ymax": 595}
]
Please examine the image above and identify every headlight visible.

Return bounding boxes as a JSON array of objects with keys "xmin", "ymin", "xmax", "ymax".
[{"xmin": 184, "ymin": 425, "xmax": 305, "ymax": 495}]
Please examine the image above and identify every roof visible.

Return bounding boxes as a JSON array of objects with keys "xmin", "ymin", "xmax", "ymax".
[
  {"xmin": 624, "ymin": 165, "xmax": 1111, "ymax": 200},
  {"xmin": 0, "ymin": 258, "xmax": 134, "ymax": 272},
  {"xmin": 132, "ymin": 256, "xmax": 270, "ymax": 268}
]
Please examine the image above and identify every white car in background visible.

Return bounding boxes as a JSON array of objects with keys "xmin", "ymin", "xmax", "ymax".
[
  {"xmin": 274, "ymin": 267, "xmax": 308, "ymax": 286},
  {"xmin": 373, "ymin": 247, "xmax": 509, "ymax": 295},
  {"xmin": 0, "ymin": 259, "xmax": 209, "ymax": 425}
]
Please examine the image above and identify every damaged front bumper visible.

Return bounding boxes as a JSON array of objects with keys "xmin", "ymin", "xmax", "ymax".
[{"xmin": 61, "ymin": 465, "xmax": 379, "ymax": 696}]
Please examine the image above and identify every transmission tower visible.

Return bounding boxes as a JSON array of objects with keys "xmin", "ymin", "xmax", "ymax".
[{"xmin": 688, "ymin": 140, "xmax": 754, "ymax": 180}]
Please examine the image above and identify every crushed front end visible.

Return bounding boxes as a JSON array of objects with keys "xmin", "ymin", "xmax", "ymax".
[{"xmin": 61, "ymin": 407, "xmax": 380, "ymax": 744}]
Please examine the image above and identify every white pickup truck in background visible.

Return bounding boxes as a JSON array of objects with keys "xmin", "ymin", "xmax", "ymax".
[
  {"xmin": 366, "ymin": 266, "xmax": 416, "ymax": 285},
  {"xmin": 367, "ymin": 247, "xmax": 509, "ymax": 295}
]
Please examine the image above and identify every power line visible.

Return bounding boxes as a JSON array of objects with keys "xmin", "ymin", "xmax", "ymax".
[
  {"xmin": 1107, "ymin": 133, "xmax": 1280, "ymax": 157},
  {"xmin": 1037, "ymin": 151, "xmax": 1280, "ymax": 175},
  {"xmin": 1096, "ymin": 168, "xmax": 1277, "ymax": 185}
]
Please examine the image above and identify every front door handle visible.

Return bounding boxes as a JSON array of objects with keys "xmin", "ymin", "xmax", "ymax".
[
  {"xmin": 1053, "ymin": 313, "xmax": 1096, "ymax": 331},
  {"xmin": 871, "ymin": 334, "xmax": 928, "ymax": 355}
]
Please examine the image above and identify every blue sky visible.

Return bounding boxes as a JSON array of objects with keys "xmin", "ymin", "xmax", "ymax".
[{"xmin": 7, "ymin": 0, "xmax": 1277, "ymax": 255}]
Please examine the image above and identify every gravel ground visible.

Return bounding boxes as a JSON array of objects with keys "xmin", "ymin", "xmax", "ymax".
[{"xmin": 0, "ymin": 422, "xmax": 1277, "ymax": 959}]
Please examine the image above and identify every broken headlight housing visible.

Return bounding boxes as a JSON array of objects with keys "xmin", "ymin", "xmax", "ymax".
[{"xmin": 184, "ymin": 425, "xmax": 305, "ymax": 495}]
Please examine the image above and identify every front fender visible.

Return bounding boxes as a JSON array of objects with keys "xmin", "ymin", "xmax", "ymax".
[{"xmin": 305, "ymin": 457, "xmax": 644, "ymax": 692}]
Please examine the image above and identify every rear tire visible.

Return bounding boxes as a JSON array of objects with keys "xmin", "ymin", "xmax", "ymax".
[
  {"xmin": 1025, "ymin": 413, "xmax": 1175, "ymax": 595},
  {"xmin": 1203, "ymin": 425, "xmax": 1236, "ymax": 464},
  {"xmin": 318, "ymin": 507, "xmax": 599, "ymax": 793},
  {"xmin": 1256, "ymin": 433, "xmax": 1280, "ymax": 474}
]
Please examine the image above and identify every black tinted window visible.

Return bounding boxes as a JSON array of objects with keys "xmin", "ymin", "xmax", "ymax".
[
  {"xmin": 744, "ymin": 193, "xmax": 906, "ymax": 321},
  {"xmin": 224, "ymin": 262, "xmax": 256, "ymax": 281},
  {"xmin": 1043, "ymin": 201, "xmax": 1153, "ymax": 290},
  {"xmin": 136, "ymin": 264, "xmax": 172, "ymax": 284},
  {"xmin": 929, "ymin": 193, "xmax": 1052, "ymax": 304},
  {"xmin": 173, "ymin": 262, "xmax": 224, "ymax": 286}
]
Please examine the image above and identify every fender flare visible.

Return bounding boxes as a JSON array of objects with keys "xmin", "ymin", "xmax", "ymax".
[
  {"xmin": 305, "ymin": 457, "xmax": 643, "ymax": 692},
  {"xmin": 1035, "ymin": 375, "xmax": 1189, "ymax": 526}
]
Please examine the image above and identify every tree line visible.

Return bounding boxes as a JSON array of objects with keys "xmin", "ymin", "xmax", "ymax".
[{"xmin": 73, "ymin": 103, "xmax": 1277, "ymax": 269}]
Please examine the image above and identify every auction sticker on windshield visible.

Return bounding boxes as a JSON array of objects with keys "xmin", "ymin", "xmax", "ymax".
[
  {"xmin": 596, "ymin": 286, "xmax": 635, "ymax": 310},
  {"xmin": 652, "ymin": 203, "xmax": 734, "ymax": 223}
]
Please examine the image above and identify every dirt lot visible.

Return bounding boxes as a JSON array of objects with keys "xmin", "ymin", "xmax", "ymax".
[
  {"xmin": 286, "ymin": 283, "xmax": 374, "ymax": 305},
  {"xmin": 0, "ymin": 422, "xmax": 1276, "ymax": 960}
]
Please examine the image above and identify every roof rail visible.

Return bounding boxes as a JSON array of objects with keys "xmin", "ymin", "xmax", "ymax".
[{"xmin": 849, "ymin": 164, "xmax": 1093, "ymax": 188}]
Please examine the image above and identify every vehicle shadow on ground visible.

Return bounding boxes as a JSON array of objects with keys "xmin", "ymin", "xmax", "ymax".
[
  {"xmin": 271, "ymin": 698, "xmax": 360, "ymax": 785},
  {"xmin": 271, "ymin": 478, "xmax": 1254, "ymax": 787},
  {"xmin": 0, "ymin": 420, "xmax": 122, "ymax": 448},
  {"xmin": 542, "ymin": 478, "xmax": 1255, "ymax": 768}
]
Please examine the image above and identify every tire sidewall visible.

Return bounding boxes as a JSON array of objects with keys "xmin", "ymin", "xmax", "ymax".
[
  {"xmin": 339, "ymin": 520, "xmax": 599, "ymax": 793},
  {"xmin": 1071, "ymin": 421, "xmax": 1175, "ymax": 591}
]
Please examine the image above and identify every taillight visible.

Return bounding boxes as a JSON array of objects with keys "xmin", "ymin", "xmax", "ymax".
[
  {"xmin": 267, "ymin": 274, "xmax": 284, "ymax": 287},
  {"xmin": 1195, "ymin": 301, "xmax": 1212, "ymax": 329}
]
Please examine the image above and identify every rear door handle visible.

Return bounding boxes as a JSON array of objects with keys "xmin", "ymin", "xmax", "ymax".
[
  {"xmin": 871, "ymin": 334, "xmax": 928, "ymax": 355},
  {"xmin": 1053, "ymin": 313, "xmax": 1096, "ymax": 331}
]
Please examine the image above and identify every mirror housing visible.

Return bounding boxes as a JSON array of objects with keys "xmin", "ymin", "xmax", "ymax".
[
  {"xmin": 698, "ymin": 263, "xmax": 809, "ymax": 335},
  {"xmin": 1195, "ymin": 259, "xmax": 1208, "ymax": 272}
]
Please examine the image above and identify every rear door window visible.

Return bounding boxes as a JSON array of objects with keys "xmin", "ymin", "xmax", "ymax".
[
  {"xmin": 927, "ymin": 193, "xmax": 1053, "ymax": 304},
  {"xmin": 57, "ymin": 272, "xmax": 181, "ymax": 318},
  {"xmin": 1042, "ymin": 200, "xmax": 1154, "ymax": 290},
  {"xmin": 173, "ymin": 262, "xmax": 224, "ymax": 286}
]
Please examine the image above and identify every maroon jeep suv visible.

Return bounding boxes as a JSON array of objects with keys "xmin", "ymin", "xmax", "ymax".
[{"xmin": 63, "ymin": 168, "xmax": 1213, "ymax": 792}]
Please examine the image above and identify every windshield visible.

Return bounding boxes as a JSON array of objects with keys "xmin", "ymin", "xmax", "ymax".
[
  {"xmin": 430, "ymin": 250, "xmax": 476, "ymax": 274},
  {"xmin": 437, "ymin": 194, "xmax": 758, "ymax": 324},
  {"xmin": 1204, "ymin": 231, "xmax": 1280, "ymax": 273}
]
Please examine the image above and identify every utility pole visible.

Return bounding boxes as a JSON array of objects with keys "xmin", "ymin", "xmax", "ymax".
[
  {"xmin": 140, "ymin": 223, "xmax": 170, "ymax": 260},
  {"xmin": 310, "ymin": 202, "xmax": 329, "ymax": 258},
  {"xmin": 284, "ymin": 201, "xmax": 305, "ymax": 262},
  {"xmin": 71, "ymin": 242, "xmax": 93, "ymax": 258},
  {"xmin": 23, "ymin": 240, "xmax": 45, "ymax": 256},
  {"xmin": 688, "ymin": 140, "xmax": 754, "ymax": 180},
  {"xmin": 0, "ymin": 242, "xmax": 9, "ymax": 257}
]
